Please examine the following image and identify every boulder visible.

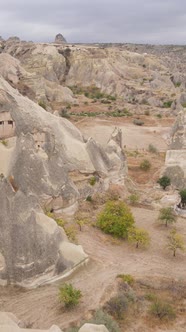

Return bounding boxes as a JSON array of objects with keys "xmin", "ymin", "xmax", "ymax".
[{"xmin": 79, "ymin": 324, "xmax": 109, "ymax": 332}]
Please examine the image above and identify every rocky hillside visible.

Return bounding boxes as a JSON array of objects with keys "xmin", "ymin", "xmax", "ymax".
[{"xmin": 0, "ymin": 38, "xmax": 186, "ymax": 116}]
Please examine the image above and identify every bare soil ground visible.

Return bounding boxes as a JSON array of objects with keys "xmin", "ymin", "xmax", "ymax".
[{"xmin": 0, "ymin": 208, "xmax": 185, "ymax": 332}]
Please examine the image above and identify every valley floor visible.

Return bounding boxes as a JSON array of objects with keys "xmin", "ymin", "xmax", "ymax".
[{"xmin": 0, "ymin": 207, "xmax": 185, "ymax": 332}]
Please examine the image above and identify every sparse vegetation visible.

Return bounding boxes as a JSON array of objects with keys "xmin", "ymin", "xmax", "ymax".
[
  {"xmin": 86, "ymin": 195, "xmax": 92, "ymax": 202},
  {"xmin": 139, "ymin": 159, "xmax": 151, "ymax": 171},
  {"xmin": 179, "ymin": 189, "xmax": 186, "ymax": 208},
  {"xmin": 162, "ymin": 100, "xmax": 173, "ymax": 108},
  {"xmin": 133, "ymin": 119, "xmax": 144, "ymax": 126},
  {"xmin": 89, "ymin": 176, "xmax": 97, "ymax": 186},
  {"xmin": 158, "ymin": 207, "xmax": 177, "ymax": 227},
  {"xmin": 97, "ymin": 201, "xmax": 135, "ymax": 238},
  {"xmin": 38, "ymin": 100, "xmax": 47, "ymax": 110},
  {"xmin": 148, "ymin": 144, "xmax": 157, "ymax": 154},
  {"xmin": 149, "ymin": 299, "xmax": 176, "ymax": 320},
  {"xmin": 59, "ymin": 283, "xmax": 82, "ymax": 308},
  {"xmin": 117, "ymin": 274, "xmax": 134, "ymax": 285},
  {"xmin": 104, "ymin": 294, "xmax": 129, "ymax": 320},
  {"xmin": 157, "ymin": 176, "xmax": 171, "ymax": 190},
  {"xmin": 128, "ymin": 193, "xmax": 139, "ymax": 205},
  {"xmin": 0, "ymin": 139, "xmax": 8, "ymax": 147}
]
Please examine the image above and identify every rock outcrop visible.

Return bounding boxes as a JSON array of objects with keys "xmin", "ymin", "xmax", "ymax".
[
  {"xmin": 0, "ymin": 177, "xmax": 87, "ymax": 286},
  {"xmin": 164, "ymin": 111, "xmax": 186, "ymax": 188},
  {"xmin": 0, "ymin": 76, "xmax": 127, "ymax": 214},
  {"xmin": 0, "ymin": 312, "xmax": 110, "ymax": 332},
  {"xmin": 54, "ymin": 33, "xmax": 67, "ymax": 44}
]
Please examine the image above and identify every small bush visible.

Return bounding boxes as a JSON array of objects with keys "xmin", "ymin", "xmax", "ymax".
[
  {"xmin": 148, "ymin": 144, "xmax": 157, "ymax": 153},
  {"xmin": 179, "ymin": 189, "xmax": 186, "ymax": 208},
  {"xmin": 38, "ymin": 100, "xmax": 47, "ymax": 110},
  {"xmin": 157, "ymin": 176, "xmax": 171, "ymax": 190},
  {"xmin": 0, "ymin": 139, "xmax": 8, "ymax": 147},
  {"xmin": 104, "ymin": 295, "xmax": 129, "ymax": 320},
  {"xmin": 145, "ymin": 293, "xmax": 158, "ymax": 302},
  {"xmin": 128, "ymin": 193, "xmax": 139, "ymax": 205},
  {"xmin": 60, "ymin": 108, "xmax": 70, "ymax": 118},
  {"xmin": 117, "ymin": 274, "xmax": 134, "ymax": 285},
  {"xmin": 144, "ymin": 110, "xmax": 150, "ymax": 116},
  {"xmin": 59, "ymin": 283, "xmax": 82, "ymax": 308},
  {"xmin": 149, "ymin": 299, "xmax": 176, "ymax": 320},
  {"xmin": 89, "ymin": 310, "xmax": 120, "ymax": 332},
  {"xmin": 97, "ymin": 201, "xmax": 135, "ymax": 239},
  {"xmin": 86, "ymin": 195, "xmax": 92, "ymax": 202},
  {"xmin": 89, "ymin": 176, "xmax": 97, "ymax": 186},
  {"xmin": 63, "ymin": 225, "xmax": 77, "ymax": 243},
  {"xmin": 133, "ymin": 119, "xmax": 144, "ymax": 126},
  {"xmin": 162, "ymin": 101, "xmax": 173, "ymax": 108},
  {"xmin": 140, "ymin": 159, "xmax": 151, "ymax": 171}
]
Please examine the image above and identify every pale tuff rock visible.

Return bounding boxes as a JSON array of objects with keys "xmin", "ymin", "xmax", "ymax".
[
  {"xmin": 0, "ymin": 312, "xmax": 110, "ymax": 332},
  {"xmin": 0, "ymin": 178, "xmax": 87, "ymax": 286},
  {"xmin": 0, "ymin": 76, "xmax": 127, "ymax": 213},
  {"xmin": 164, "ymin": 111, "xmax": 186, "ymax": 189}
]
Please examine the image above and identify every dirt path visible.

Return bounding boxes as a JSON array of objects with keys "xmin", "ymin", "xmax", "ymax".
[{"xmin": 0, "ymin": 208, "xmax": 185, "ymax": 330}]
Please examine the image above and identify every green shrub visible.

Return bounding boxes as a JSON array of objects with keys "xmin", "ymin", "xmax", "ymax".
[
  {"xmin": 97, "ymin": 201, "xmax": 135, "ymax": 238},
  {"xmin": 117, "ymin": 274, "xmax": 134, "ymax": 285},
  {"xmin": 145, "ymin": 293, "xmax": 158, "ymax": 302},
  {"xmin": 86, "ymin": 195, "xmax": 92, "ymax": 202},
  {"xmin": 104, "ymin": 295, "xmax": 129, "ymax": 320},
  {"xmin": 162, "ymin": 101, "xmax": 173, "ymax": 108},
  {"xmin": 144, "ymin": 110, "xmax": 150, "ymax": 115},
  {"xmin": 133, "ymin": 119, "xmax": 144, "ymax": 126},
  {"xmin": 148, "ymin": 144, "xmax": 157, "ymax": 153},
  {"xmin": 59, "ymin": 108, "xmax": 70, "ymax": 118},
  {"xmin": 179, "ymin": 189, "xmax": 186, "ymax": 208},
  {"xmin": 128, "ymin": 193, "xmax": 139, "ymax": 205},
  {"xmin": 149, "ymin": 299, "xmax": 176, "ymax": 320},
  {"xmin": 38, "ymin": 100, "xmax": 47, "ymax": 110},
  {"xmin": 59, "ymin": 283, "xmax": 82, "ymax": 308},
  {"xmin": 89, "ymin": 310, "xmax": 120, "ymax": 332},
  {"xmin": 174, "ymin": 82, "xmax": 181, "ymax": 87},
  {"xmin": 139, "ymin": 159, "xmax": 151, "ymax": 171},
  {"xmin": 0, "ymin": 139, "xmax": 8, "ymax": 147},
  {"xmin": 157, "ymin": 176, "xmax": 171, "ymax": 190},
  {"xmin": 89, "ymin": 176, "xmax": 97, "ymax": 186},
  {"xmin": 156, "ymin": 113, "xmax": 162, "ymax": 119}
]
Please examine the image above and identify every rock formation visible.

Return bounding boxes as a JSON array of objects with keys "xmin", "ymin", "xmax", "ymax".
[
  {"xmin": 0, "ymin": 312, "xmax": 109, "ymax": 332},
  {"xmin": 54, "ymin": 33, "xmax": 67, "ymax": 44},
  {"xmin": 0, "ymin": 73, "xmax": 126, "ymax": 284},
  {"xmin": 164, "ymin": 111, "xmax": 186, "ymax": 189},
  {"xmin": 0, "ymin": 177, "xmax": 87, "ymax": 286}
]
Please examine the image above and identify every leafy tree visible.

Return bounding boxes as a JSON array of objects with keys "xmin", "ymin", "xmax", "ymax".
[
  {"xmin": 158, "ymin": 207, "xmax": 177, "ymax": 227},
  {"xmin": 97, "ymin": 201, "xmax": 135, "ymax": 238},
  {"xmin": 157, "ymin": 176, "xmax": 171, "ymax": 190},
  {"xmin": 167, "ymin": 229, "xmax": 185, "ymax": 257},
  {"xmin": 128, "ymin": 227, "xmax": 150, "ymax": 248},
  {"xmin": 59, "ymin": 283, "xmax": 82, "ymax": 308},
  {"xmin": 179, "ymin": 189, "xmax": 186, "ymax": 208}
]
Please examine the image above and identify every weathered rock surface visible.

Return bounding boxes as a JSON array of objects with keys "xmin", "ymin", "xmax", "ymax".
[
  {"xmin": 0, "ymin": 312, "xmax": 110, "ymax": 332},
  {"xmin": 54, "ymin": 33, "xmax": 67, "ymax": 44},
  {"xmin": 0, "ymin": 177, "xmax": 87, "ymax": 286},
  {"xmin": 164, "ymin": 111, "xmax": 186, "ymax": 188},
  {"xmin": 0, "ymin": 311, "xmax": 62, "ymax": 332},
  {"xmin": 0, "ymin": 75, "xmax": 127, "ymax": 213}
]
